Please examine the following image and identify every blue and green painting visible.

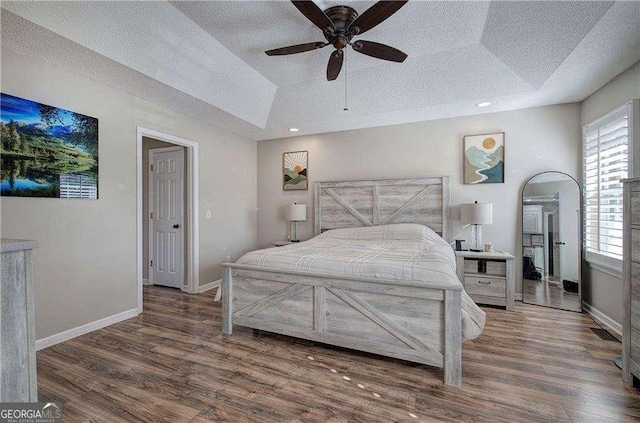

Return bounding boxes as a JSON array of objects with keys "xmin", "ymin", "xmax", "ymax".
[
  {"xmin": 0, "ymin": 93, "xmax": 98, "ymax": 198},
  {"xmin": 464, "ymin": 133, "xmax": 504, "ymax": 184}
]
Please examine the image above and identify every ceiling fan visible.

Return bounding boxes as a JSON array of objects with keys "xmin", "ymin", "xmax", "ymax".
[{"xmin": 265, "ymin": 0, "xmax": 409, "ymax": 81}]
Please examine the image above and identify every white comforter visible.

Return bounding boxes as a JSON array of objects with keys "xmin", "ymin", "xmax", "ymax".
[{"xmin": 236, "ymin": 224, "xmax": 486, "ymax": 341}]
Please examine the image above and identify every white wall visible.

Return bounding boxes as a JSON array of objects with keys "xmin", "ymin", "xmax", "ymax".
[
  {"xmin": 257, "ymin": 103, "xmax": 582, "ymax": 294},
  {"xmin": 0, "ymin": 49, "xmax": 257, "ymax": 340},
  {"xmin": 580, "ymin": 60, "xmax": 640, "ymax": 325},
  {"xmin": 582, "ymin": 61, "xmax": 640, "ymax": 125}
]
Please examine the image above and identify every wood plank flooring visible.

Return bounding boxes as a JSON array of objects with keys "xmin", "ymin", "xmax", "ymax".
[
  {"xmin": 523, "ymin": 279, "xmax": 581, "ymax": 311},
  {"xmin": 37, "ymin": 286, "xmax": 640, "ymax": 422}
]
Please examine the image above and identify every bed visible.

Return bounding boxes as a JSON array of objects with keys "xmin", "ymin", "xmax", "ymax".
[{"xmin": 221, "ymin": 177, "xmax": 486, "ymax": 387}]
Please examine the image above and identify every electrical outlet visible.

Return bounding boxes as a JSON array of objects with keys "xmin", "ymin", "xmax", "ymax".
[{"xmin": 226, "ymin": 255, "xmax": 231, "ymax": 263}]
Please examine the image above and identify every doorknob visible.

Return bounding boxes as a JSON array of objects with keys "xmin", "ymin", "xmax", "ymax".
[
  {"xmin": 555, "ymin": 241, "xmax": 565, "ymax": 245},
  {"xmin": 173, "ymin": 224, "xmax": 180, "ymax": 229}
]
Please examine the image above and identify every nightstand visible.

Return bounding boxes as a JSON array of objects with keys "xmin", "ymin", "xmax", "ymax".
[
  {"xmin": 271, "ymin": 241, "xmax": 293, "ymax": 247},
  {"xmin": 455, "ymin": 250, "xmax": 515, "ymax": 311}
]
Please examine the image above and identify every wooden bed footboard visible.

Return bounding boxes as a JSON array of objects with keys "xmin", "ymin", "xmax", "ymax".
[{"xmin": 221, "ymin": 263, "xmax": 463, "ymax": 387}]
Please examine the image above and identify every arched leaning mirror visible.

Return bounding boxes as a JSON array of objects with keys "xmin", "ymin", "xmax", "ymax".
[{"xmin": 521, "ymin": 171, "xmax": 582, "ymax": 312}]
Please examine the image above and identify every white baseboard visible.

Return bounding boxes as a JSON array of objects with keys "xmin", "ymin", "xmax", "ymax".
[
  {"xmin": 143, "ymin": 278, "xmax": 150, "ymax": 286},
  {"xmin": 36, "ymin": 308, "xmax": 139, "ymax": 351},
  {"xmin": 582, "ymin": 301, "xmax": 622, "ymax": 336},
  {"xmin": 199, "ymin": 279, "xmax": 221, "ymax": 293}
]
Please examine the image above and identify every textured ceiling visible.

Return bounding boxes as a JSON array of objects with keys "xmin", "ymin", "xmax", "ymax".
[
  {"xmin": 0, "ymin": 11, "xmax": 267, "ymax": 140},
  {"xmin": 481, "ymin": 1, "xmax": 614, "ymax": 89},
  {"xmin": 171, "ymin": 1, "xmax": 492, "ymax": 86},
  {"xmin": 1, "ymin": 1, "xmax": 276, "ymax": 128},
  {"xmin": 2, "ymin": 1, "xmax": 639, "ymax": 141}
]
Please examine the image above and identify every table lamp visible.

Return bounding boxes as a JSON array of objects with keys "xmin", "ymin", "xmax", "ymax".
[
  {"xmin": 287, "ymin": 203, "xmax": 307, "ymax": 242},
  {"xmin": 460, "ymin": 201, "xmax": 493, "ymax": 252}
]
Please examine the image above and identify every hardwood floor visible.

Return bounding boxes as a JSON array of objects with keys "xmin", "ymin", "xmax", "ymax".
[
  {"xmin": 523, "ymin": 278, "xmax": 581, "ymax": 311},
  {"xmin": 37, "ymin": 286, "xmax": 640, "ymax": 422}
]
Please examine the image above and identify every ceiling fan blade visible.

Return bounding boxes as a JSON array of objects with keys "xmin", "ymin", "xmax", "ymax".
[
  {"xmin": 327, "ymin": 50, "xmax": 344, "ymax": 81},
  {"xmin": 351, "ymin": 40, "xmax": 407, "ymax": 62},
  {"xmin": 348, "ymin": 1, "xmax": 408, "ymax": 35},
  {"xmin": 291, "ymin": 1, "xmax": 335, "ymax": 31},
  {"xmin": 266, "ymin": 42, "xmax": 327, "ymax": 56}
]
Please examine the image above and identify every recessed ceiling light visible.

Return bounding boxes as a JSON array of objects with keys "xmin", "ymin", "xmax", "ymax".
[
  {"xmin": 288, "ymin": 127, "xmax": 299, "ymax": 132},
  {"xmin": 476, "ymin": 102, "xmax": 492, "ymax": 108}
]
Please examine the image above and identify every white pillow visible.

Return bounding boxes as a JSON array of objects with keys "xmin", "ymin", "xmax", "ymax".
[{"xmin": 318, "ymin": 223, "xmax": 437, "ymax": 241}]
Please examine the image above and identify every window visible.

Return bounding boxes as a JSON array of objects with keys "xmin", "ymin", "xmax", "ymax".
[{"xmin": 583, "ymin": 103, "xmax": 633, "ymax": 273}]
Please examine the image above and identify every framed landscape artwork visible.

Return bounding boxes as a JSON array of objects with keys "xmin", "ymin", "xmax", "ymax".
[
  {"xmin": 283, "ymin": 150, "xmax": 308, "ymax": 190},
  {"xmin": 0, "ymin": 93, "xmax": 98, "ymax": 198},
  {"xmin": 463, "ymin": 132, "xmax": 504, "ymax": 184}
]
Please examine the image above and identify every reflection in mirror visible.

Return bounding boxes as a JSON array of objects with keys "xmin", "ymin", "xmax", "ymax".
[{"xmin": 522, "ymin": 171, "xmax": 581, "ymax": 312}]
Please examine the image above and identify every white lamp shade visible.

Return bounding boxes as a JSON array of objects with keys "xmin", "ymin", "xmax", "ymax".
[
  {"xmin": 287, "ymin": 204, "xmax": 307, "ymax": 221},
  {"xmin": 460, "ymin": 202, "xmax": 493, "ymax": 225}
]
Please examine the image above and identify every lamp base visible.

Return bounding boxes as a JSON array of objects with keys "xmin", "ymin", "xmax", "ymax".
[{"xmin": 472, "ymin": 224, "xmax": 484, "ymax": 251}]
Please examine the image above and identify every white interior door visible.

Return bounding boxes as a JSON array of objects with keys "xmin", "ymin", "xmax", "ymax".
[{"xmin": 150, "ymin": 147, "xmax": 184, "ymax": 288}]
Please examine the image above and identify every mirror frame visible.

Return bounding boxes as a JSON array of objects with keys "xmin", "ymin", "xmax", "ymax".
[{"xmin": 520, "ymin": 171, "xmax": 582, "ymax": 312}]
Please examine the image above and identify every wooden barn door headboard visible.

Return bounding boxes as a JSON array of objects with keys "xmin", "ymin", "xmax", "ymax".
[{"xmin": 314, "ymin": 177, "xmax": 451, "ymax": 240}]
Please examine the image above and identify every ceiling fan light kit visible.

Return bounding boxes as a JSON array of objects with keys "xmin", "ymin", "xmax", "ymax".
[{"xmin": 265, "ymin": 0, "xmax": 409, "ymax": 81}]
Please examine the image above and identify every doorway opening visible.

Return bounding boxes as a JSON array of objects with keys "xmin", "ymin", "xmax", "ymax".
[
  {"xmin": 136, "ymin": 127, "xmax": 199, "ymax": 313},
  {"xmin": 148, "ymin": 144, "xmax": 185, "ymax": 289}
]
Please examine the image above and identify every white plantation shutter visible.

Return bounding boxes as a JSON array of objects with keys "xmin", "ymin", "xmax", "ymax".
[
  {"xmin": 583, "ymin": 104, "xmax": 631, "ymax": 266},
  {"xmin": 59, "ymin": 174, "xmax": 98, "ymax": 199}
]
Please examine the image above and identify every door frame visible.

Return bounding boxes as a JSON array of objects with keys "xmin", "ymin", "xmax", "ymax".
[
  {"xmin": 149, "ymin": 146, "xmax": 186, "ymax": 289},
  {"xmin": 553, "ymin": 193, "xmax": 562, "ymax": 283},
  {"xmin": 137, "ymin": 127, "xmax": 199, "ymax": 313},
  {"xmin": 543, "ymin": 211, "xmax": 551, "ymax": 279}
]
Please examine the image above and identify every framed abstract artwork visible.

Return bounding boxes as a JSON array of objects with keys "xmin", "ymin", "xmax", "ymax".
[
  {"xmin": 463, "ymin": 132, "xmax": 504, "ymax": 184},
  {"xmin": 0, "ymin": 93, "xmax": 99, "ymax": 198},
  {"xmin": 283, "ymin": 150, "xmax": 308, "ymax": 190}
]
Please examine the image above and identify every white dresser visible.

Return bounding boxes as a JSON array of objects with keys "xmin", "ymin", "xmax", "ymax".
[
  {"xmin": 623, "ymin": 179, "xmax": 640, "ymax": 385},
  {"xmin": 1, "ymin": 238, "xmax": 38, "ymax": 401}
]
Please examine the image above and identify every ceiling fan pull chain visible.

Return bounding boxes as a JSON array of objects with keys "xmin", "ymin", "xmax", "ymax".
[{"xmin": 344, "ymin": 48, "xmax": 349, "ymax": 112}]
